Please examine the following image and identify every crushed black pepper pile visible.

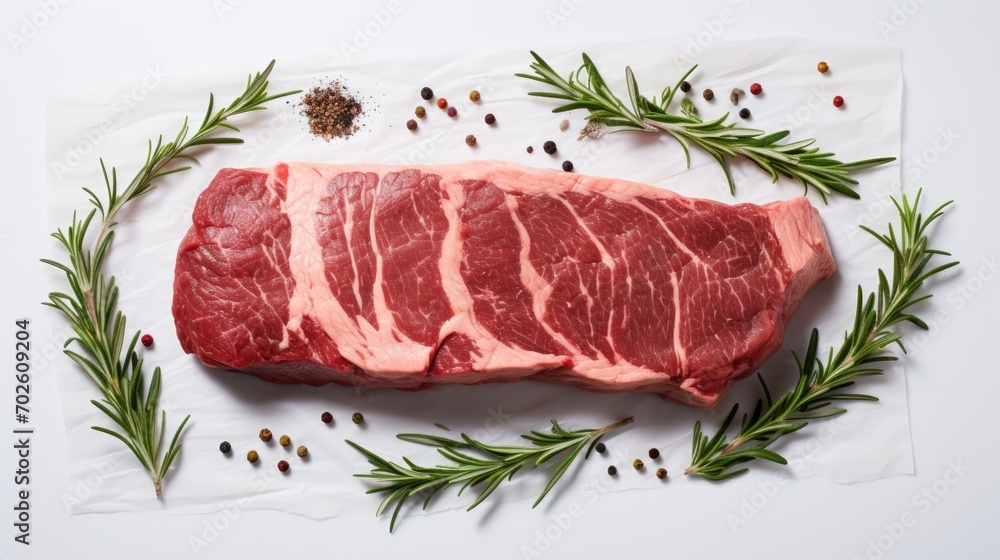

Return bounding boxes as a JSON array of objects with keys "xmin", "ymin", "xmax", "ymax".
[{"xmin": 299, "ymin": 79, "xmax": 365, "ymax": 141}]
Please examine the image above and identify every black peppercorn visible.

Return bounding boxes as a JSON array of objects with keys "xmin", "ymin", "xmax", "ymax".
[
  {"xmin": 543, "ymin": 140, "xmax": 557, "ymax": 154},
  {"xmin": 648, "ymin": 448, "xmax": 659, "ymax": 459},
  {"xmin": 219, "ymin": 441, "xmax": 231, "ymax": 454},
  {"xmin": 561, "ymin": 160, "xmax": 573, "ymax": 172},
  {"xmin": 607, "ymin": 465, "xmax": 617, "ymax": 476},
  {"xmin": 680, "ymin": 81, "xmax": 691, "ymax": 93},
  {"xmin": 595, "ymin": 442, "xmax": 606, "ymax": 454},
  {"xmin": 526, "ymin": 146, "xmax": 534, "ymax": 154},
  {"xmin": 484, "ymin": 113, "xmax": 496, "ymax": 125},
  {"xmin": 739, "ymin": 108, "xmax": 751, "ymax": 119},
  {"xmin": 352, "ymin": 412, "xmax": 364, "ymax": 424},
  {"xmin": 420, "ymin": 87, "xmax": 433, "ymax": 100},
  {"xmin": 703, "ymin": 89, "xmax": 714, "ymax": 101},
  {"xmin": 321, "ymin": 411, "xmax": 333, "ymax": 424}
]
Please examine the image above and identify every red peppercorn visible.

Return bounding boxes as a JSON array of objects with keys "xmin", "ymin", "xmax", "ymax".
[
  {"xmin": 484, "ymin": 113, "xmax": 496, "ymax": 125},
  {"xmin": 436, "ymin": 98, "xmax": 448, "ymax": 109},
  {"xmin": 141, "ymin": 334, "xmax": 153, "ymax": 347},
  {"xmin": 277, "ymin": 460, "xmax": 290, "ymax": 473},
  {"xmin": 447, "ymin": 106, "xmax": 457, "ymax": 118},
  {"xmin": 750, "ymin": 83, "xmax": 762, "ymax": 95},
  {"xmin": 321, "ymin": 411, "xmax": 333, "ymax": 424},
  {"xmin": 833, "ymin": 95, "xmax": 845, "ymax": 108}
]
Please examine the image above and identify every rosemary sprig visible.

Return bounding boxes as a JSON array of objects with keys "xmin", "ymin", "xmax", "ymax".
[
  {"xmin": 517, "ymin": 51, "xmax": 895, "ymax": 201},
  {"xmin": 348, "ymin": 416, "xmax": 633, "ymax": 532},
  {"xmin": 686, "ymin": 191, "xmax": 956, "ymax": 480},
  {"xmin": 42, "ymin": 60, "xmax": 299, "ymax": 499}
]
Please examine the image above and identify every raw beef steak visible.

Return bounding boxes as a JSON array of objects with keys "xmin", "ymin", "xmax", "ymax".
[{"xmin": 172, "ymin": 162, "xmax": 835, "ymax": 407}]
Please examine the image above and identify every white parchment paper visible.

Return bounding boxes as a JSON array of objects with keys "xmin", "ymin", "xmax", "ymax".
[{"xmin": 45, "ymin": 36, "xmax": 904, "ymax": 518}]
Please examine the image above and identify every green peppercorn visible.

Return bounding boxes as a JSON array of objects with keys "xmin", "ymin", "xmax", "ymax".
[
  {"xmin": 648, "ymin": 448, "xmax": 659, "ymax": 459},
  {"xmin": 656, "ymin": 468, "xmax": 668, "ymax": 479},
  {"xmin": 607, "ymin": 465, "xmax": 617, "ymax": 476},
  {"xmin": 219, "ymin": 441, "xmax": 231, "ymax": 454},
  {"xmin": 259, "ymin": 428, "xmax": 272, "ymax": 443},
  {"xmin": 703, "ymin": 89, "xmax": 714, "ymax": 101},
  {"xmin": 247, "ymin": 450, "xmax": 259, "ymax": 463},
  {"xmin": 406, "ymin": 119, "xmax": 418, "ymax": 131},
  {"xmin": 633, "ymin": 459, "xmax": 644, "ymax": 471},
  {"xmin": 297, "ymin": 445, "xmax": 309, "ymax": 458},
  {"xmin": 352, "ymin": 412, "xmax": 364, "ymax": 424},
  {"xmin": 414, "ymin": 106, "xmax": 426, "ymax": 118},
  {"xmin": 595, "ymin": 442, "xmax": 606, "ymax": 454},
  {"xmin": 279, "ymin": 435, "xmax": 291, "ymax": 447}
]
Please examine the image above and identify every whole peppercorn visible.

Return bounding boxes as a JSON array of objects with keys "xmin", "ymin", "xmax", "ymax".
[
  {"xmin": 648, "ymin": 448, "xmax": 660, "ymax": 459},
  {"xmin": 680, "ymin": 81, "xmax": 691, "ymax": 93},
  {"xmin": 321, "ymin": 411, "xmax": 333, "ymax": 424},
  {"xmin": 277, "ymin": 460, "xmax": 290, "ymax": 473},
  {"xmin": 141, "ymin": 334, "xmax": 154, "ymax": 347},
  {"xmin": 607, "ymin": 465, "xmax": 617, "ymax": 476},
  {"xmin": 297, "ymin": 445, "xmax": 309, "ymax": 458},
  {"xmin": 219, "ymin": 441, "xmax": 231, "ymax": 454},
  {"xmin": 352, "ymin": 412, "xmax": 364, "ymax": 424},
  {"xmin": 595, "ymin": 442, "xmax": 606, "ymax": 454},
  {"xmin": 730, "ymin": 87, "xmax": 745, "ymax": 106},
  {"xmin": 414, "ymin": 106, "xmax": 426, "ymax": 118},
  {"xmin": 279, "ymin": 435, "xmax": 291, "ymax": 447},
  {"xmin": 561, "ymin": 160, "xmax": 574, "ymax": 172},
  {"xmin": 420, "ymin": 87, "xmax": 433, "ymax": 100},
  {"xmin": 750, "ymin": 83, "xmax": 762, "ymax": 95},
  {"xmin": 633, "ymin": 459, "xmax": 645, "ymax": 471},
  {"xmin": 406, "ymin": 119, "xmax": 418, "ymax": 131},
  {"xmin": 833, "ymin": 95, "xmax": 845, "ymax": 108},
  {"xmin": 543, "ymin": 140, "xmax": 557, "ymax": 154},
  {"xmin": 465, "ymin": 134, "xmax": 477, "ymax": 147},
  {"xmin": 739, "ymin": 108, "xmax": 751, "ymax": 119},
  {"xmin": 247, "ymin": 450, "xmax": 259, "ymax": 463},
  {"xmin": 559, "ymin": 119, "xmax": 569, "ymax": 131},
  {"xmin": 436, "ymin": 98, "xmax": 448, "ymax": 109},
  {"xmin": 703, "ymin": 88, "xmax": 714, "ymax": 101},
  {"xmin": 656, "ymin": 468, "xmax": 668, "ymax": 480},
  {"xmin": 447, "ymin": 106, "xmax": 458, "ymax": 118},
  {"xmin": 469, "ymin": 90, "xmax": 481, "ymax": 102},
  {"xmin": 259, "ymin": 428, "xmax": 272, "ymax": 443},
  {"xmin": 526, "ymin": 146, "xmax": 534, "ymax": 154},
  {"xmin": 817, "ymin": 61, "xmax": 829, "ymax": 74},
  {"xmin": 484, "ymin": 113, "xmax": 496, "ymax": 125}
]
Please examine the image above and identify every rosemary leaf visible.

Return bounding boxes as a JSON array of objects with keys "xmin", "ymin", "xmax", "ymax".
[
  {"xmin": 518, "ymin": 51, "xmax": 895, "ymax": 201},
  {"xmin": 686, "ymin": 190, "xmax": 957, "ymax": 480},
  {"xmin": 43, "ymin": 60, "xmax": 299, "ymax": 499}
]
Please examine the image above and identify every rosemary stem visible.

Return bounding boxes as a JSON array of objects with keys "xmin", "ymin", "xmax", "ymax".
[{"xmin": 591, "ymin": 416, "xmax": 635, "ymax": 438}]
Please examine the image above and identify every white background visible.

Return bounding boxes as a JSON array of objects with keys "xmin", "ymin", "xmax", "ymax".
[{"xmin": 1, "ymin": 1, "xmax": 997, "ymax": 559}]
